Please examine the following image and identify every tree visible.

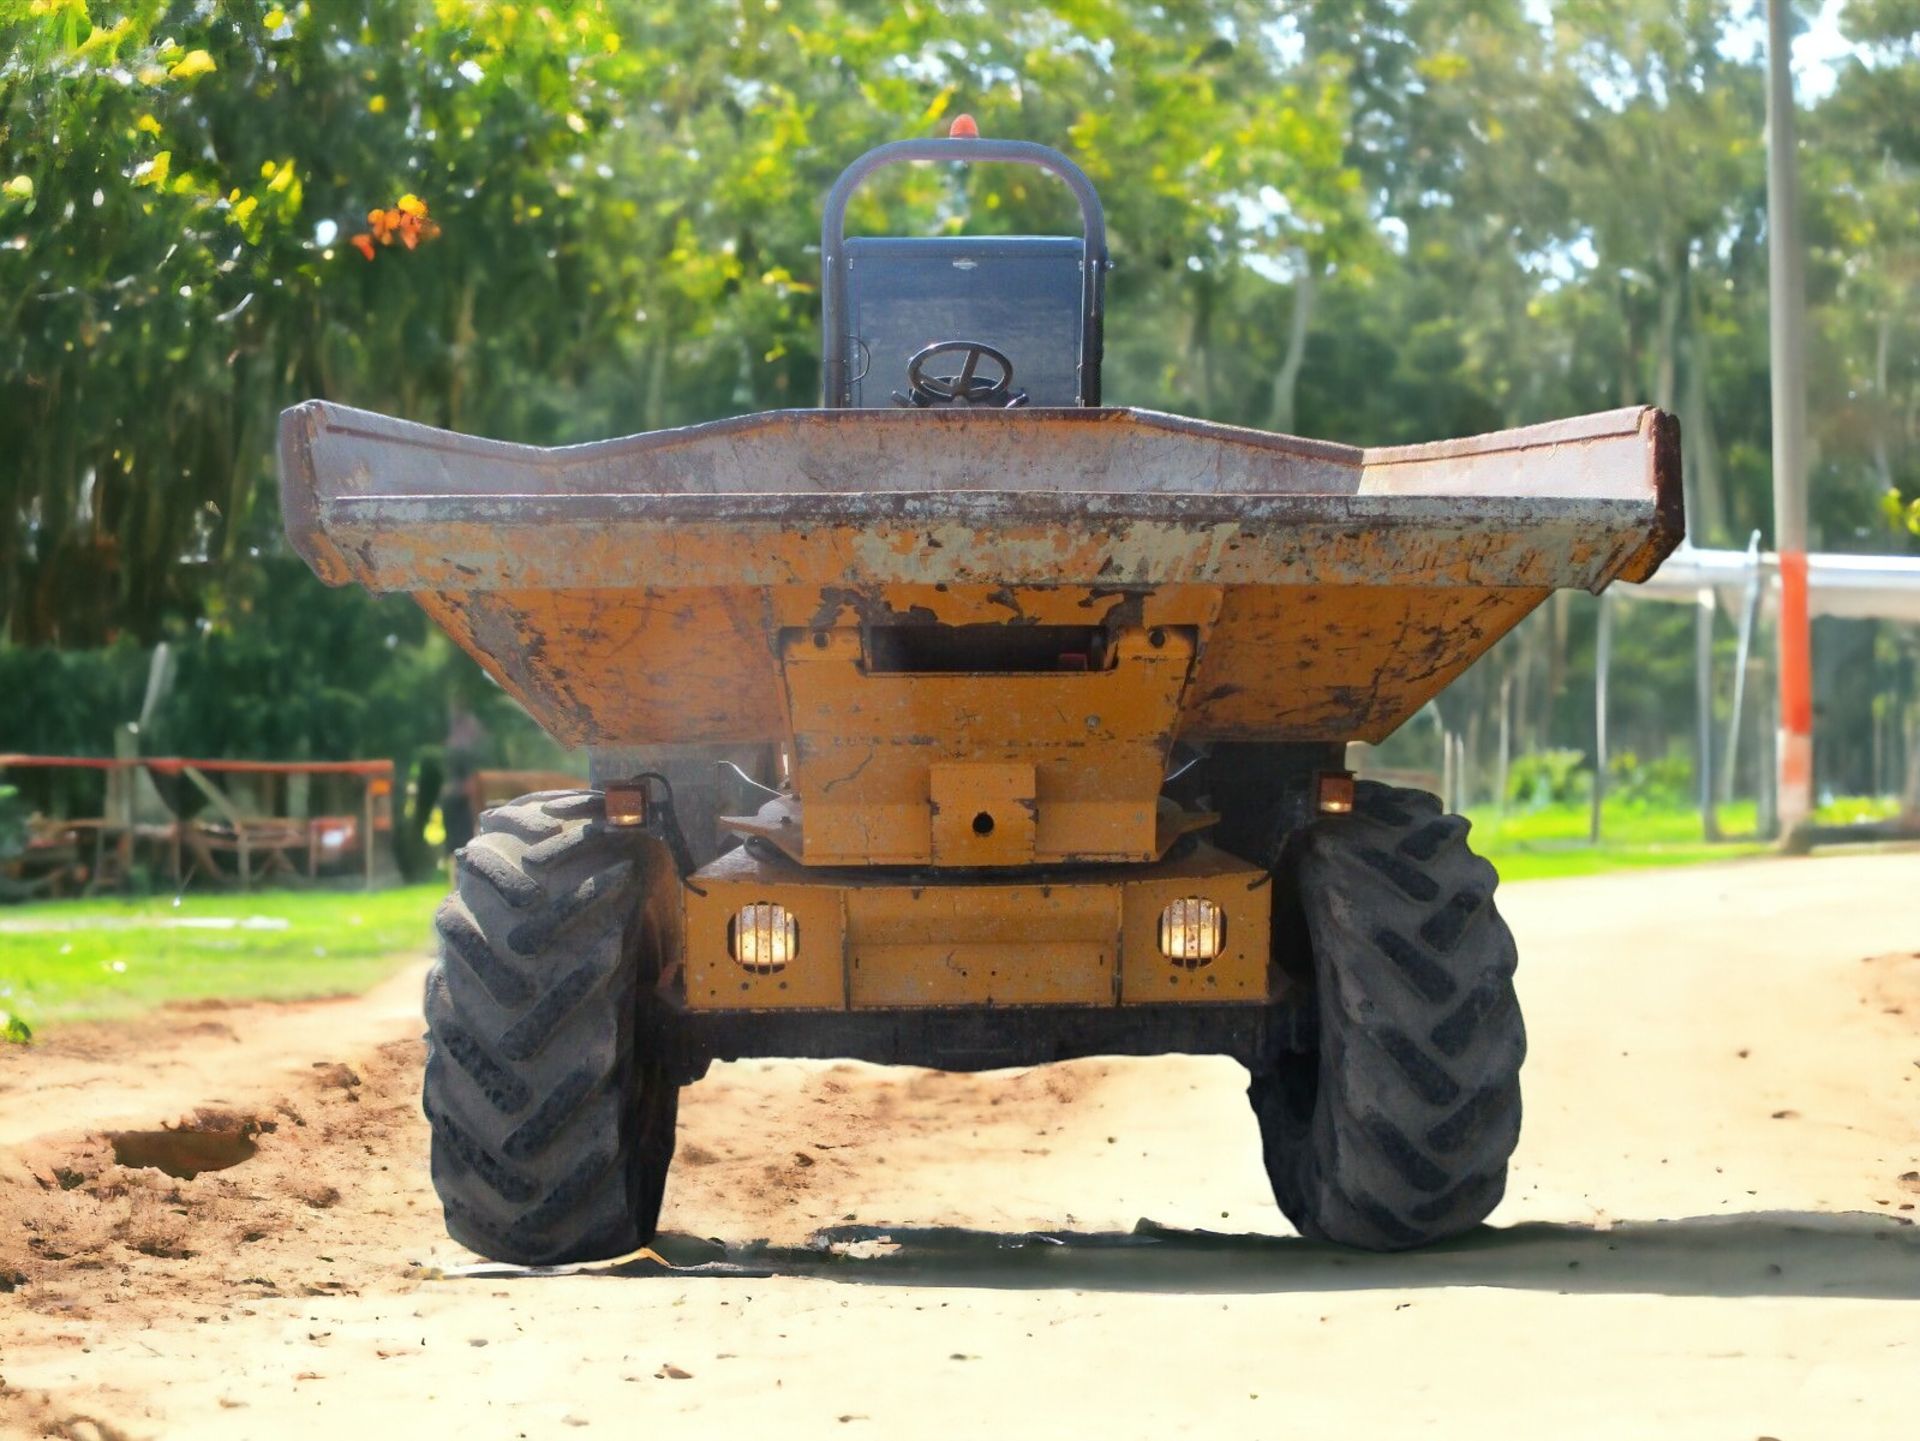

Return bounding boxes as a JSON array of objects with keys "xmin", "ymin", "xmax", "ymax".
[
  {"xmin": 0, "ymin": 0, "xmax": 652, "ymax": 647},
  {"xmin": 1818, "ymin": 0, "xmax": 1920, "ymax": 541}
]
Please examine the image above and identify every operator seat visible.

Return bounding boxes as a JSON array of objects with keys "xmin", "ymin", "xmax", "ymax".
[{"xmin": 820, "ymin": 119, "xmax": 1109, "ymax": 409}]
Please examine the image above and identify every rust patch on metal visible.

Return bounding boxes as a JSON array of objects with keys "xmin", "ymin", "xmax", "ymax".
[
  {"xmin": 1615, "ymin": 407, "xmax": 1686, "ymax": 584},
  {"xmin": 808, "ymin": 586, "xmax": 941, "ymax": 631},
  {"xmin": 1184, "ymin": 584, "xmax": 1550, "ymax": 745}
]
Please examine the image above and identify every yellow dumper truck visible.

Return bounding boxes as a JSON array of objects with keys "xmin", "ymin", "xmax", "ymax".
[{"xmin": 281, "ymin": 131, "xmax": 1681, "ymax": 1264}]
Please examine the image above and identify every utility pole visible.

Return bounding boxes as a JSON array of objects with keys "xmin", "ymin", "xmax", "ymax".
[
  {"xmin": 1590, "ymin": 591, "xmax": 1612, "ymax": 844},
  {"xmin": 1765, "ymin": 0, "xmax": 1813, "ymax": 841}
]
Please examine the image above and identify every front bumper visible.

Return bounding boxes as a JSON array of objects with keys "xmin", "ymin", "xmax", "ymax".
[{"xmin": 679, "ymin": 841, "xmax": 1273, "ymax": 1011}]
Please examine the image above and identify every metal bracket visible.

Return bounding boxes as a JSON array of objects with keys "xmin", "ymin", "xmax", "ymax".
[{"xmin": 602, "ymin": 772, "xmax": 705, "ymax": 894}]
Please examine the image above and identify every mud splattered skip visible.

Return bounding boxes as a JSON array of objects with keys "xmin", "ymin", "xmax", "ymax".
[{"xmin": 0, "ymin": 1039, "xmax": 425, "ymax": 1317}]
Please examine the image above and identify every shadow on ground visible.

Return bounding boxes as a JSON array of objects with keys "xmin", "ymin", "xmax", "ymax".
[{"xmin": 455, "ymin": 1211, "xmax": 1920, "ymax": 1300}]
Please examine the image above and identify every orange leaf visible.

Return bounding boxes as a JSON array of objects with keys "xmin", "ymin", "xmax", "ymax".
[{"xmin": 349, "ymin": 233, "xmax": 375, "ymax": 261}]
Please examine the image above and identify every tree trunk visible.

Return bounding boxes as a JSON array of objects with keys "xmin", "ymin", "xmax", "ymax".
[
  {"xmin": 1872, "ymin": 310, "xmax": 1894, "ymax": 492},
  {"xmin": 1618, "ymin": 275, "xmax": 1640, "ymax": 408},
  {"xmin": 1266, "ymin": 252, "xmax": 1315, "ymax": 434},
  {"xmin": 1512, "ymin": 613, "xmax": 1537, "ymax": 757},
  {"xmin": 1654, "ymin": 246, "xmax": 1682, "ymax": 415},
  {"xmin": 1543, "ymin": 590, "xmax": 1571, "ymax": 746},
  {"xmin": 644, "ymin": 325, "xmax": 670, "ymax": 432},
  {"xmin": 1464, "ymin": 707, "xmax": 1482, "ymax": 810},
  {"xmin": 1497, "ymin": 671, "xmax": 1513, "ymax": 814},
  {"xmin": 1680, "ymin": 254, "xmax": 1728, "ymax": 544},
  {"xmin": 1188, "ymin": 276, "xmax": 1217, "ymax": 415},
  {"xmin": 1902, "ymin": 715, "xmax": 1920, "ymax": 825},
  {"xmin": 448, "ymin": 279, "xmax": 477, "ymax": 433}
]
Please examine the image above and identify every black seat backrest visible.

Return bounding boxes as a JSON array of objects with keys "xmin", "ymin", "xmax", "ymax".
[
  {"xmin": 843, "ymin": 236, "xmax": 1086, "ymax": 408},
  {"xmin": 821, "ymin": 136, "xmax": 1108, "ymax": 408}
]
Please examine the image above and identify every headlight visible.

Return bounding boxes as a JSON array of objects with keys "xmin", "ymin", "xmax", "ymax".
[
  {"xmin": 1158, "ymin": 897, "xmax": 1224, "ymax": 967},
  {"xmin": 729, "ymin": 902, "xmax": 797, "ymax": 972}
]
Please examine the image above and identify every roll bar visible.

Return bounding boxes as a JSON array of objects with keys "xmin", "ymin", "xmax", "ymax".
[{"xmin": 820, "ymin": 136, "xmax": 1110, "ymax": 407}]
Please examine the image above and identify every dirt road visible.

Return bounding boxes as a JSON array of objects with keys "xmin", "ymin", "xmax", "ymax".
[{"xmin": 3, "ymin": 852, "xmax": 1916, "ymax": 1438}]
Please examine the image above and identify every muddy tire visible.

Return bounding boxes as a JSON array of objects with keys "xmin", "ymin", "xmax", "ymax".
[
  {"xmin": 423, "ymin": 790, "xmax": 678, "ymax": 1266},
  {"xmin": 1250, "ymin": 780, "xmax": 1524, "ymax": 1251}
]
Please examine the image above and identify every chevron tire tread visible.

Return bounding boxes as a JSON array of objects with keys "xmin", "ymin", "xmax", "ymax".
[
  {"xmin": 424, "ymin": 790, "xmax": 677, "ymax": 1266},
  {"xmin": 1250, "ymin": 780, "xmax": 1525, "ymax": 1251}
]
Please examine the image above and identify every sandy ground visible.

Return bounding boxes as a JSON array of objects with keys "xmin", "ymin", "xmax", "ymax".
[{"xmin": 1, "ymin": 851, "xmax": 1916, "ymax": 1439}]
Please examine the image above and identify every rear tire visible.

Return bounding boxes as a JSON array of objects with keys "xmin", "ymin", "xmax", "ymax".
[
  {"xmin": 1249, "ymin": 780, "xmax": 1524, "ymax": 1250},
  {"xmin": 424, "ymin": 790, "xmax": 678, "ymax": 1265}
]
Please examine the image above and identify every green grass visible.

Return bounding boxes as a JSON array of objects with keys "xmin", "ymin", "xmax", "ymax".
[
  {"xmin": 1464, "ymin": 794, "xmax": 1904, "ymax": 881},
  {"xmin": 1468, "ymin": 798, "xmax": 1770, "ymax": 881},
  {"xmin": 1475, "ymin": 836, "xmax": 1770, "ymax": 882},
  {"xmin": 0, "ymin": 883, "xmax": 442, "ymax": 1029}
]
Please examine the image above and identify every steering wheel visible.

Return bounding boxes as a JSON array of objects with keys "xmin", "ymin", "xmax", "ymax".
[{"xmin": 895, "ymin": 340, "xmax": 1027, "ymax": 408}]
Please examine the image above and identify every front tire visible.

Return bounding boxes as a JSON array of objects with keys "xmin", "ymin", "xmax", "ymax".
[
  {"xmin": 1250, "ymin": 781, "xmax": 1525, "ymax": 1250},
  {"xmin": 424, "ymin": 790, "xmax": 678, "ymax": 1265}
]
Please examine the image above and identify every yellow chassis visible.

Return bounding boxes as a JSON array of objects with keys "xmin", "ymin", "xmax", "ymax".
[{"xmin": 281, "ymin": 401, "xmax": 1680, "ymax": 1021}]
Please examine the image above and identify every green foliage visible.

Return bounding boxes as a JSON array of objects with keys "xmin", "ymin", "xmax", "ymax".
[
  {"xmin": 0, "ymin": 0, "xmax": 646, "ymax": 646},
  {"xmin": 0, "ymin": 561, "xmax": 562, "ymax": 759},
  {"xmin": 0, "ymin": 642, "xmax": 148, "ymax": 755},
  {"xmin": 392, "ymin": 748, "xmax": 444, "ymax": 883},
  {"xmin": 1883, "ymin": 488, "xmax": 1920, "ymax": 537},
  {"xmin": 0, "ymin": 783, "xmax": 25, "ymax": 861},
  {"xmin": 1506, "ymin": 749, "xmax": 1591, "ymax": 808},
  {"xmin": 1607, "ymin": 749, "xmax": 1693, "ymax": 808}
]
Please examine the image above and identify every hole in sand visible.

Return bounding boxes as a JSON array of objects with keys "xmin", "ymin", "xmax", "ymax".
[{"xmin": 109, "ymin": 1126, "xmax": 258, "ymax": 1179}]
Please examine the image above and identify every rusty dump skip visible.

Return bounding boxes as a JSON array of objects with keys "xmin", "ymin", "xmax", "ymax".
[{"xmin": 282, "ymin": 401, "xmax": 1680, "ymax": 869}]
